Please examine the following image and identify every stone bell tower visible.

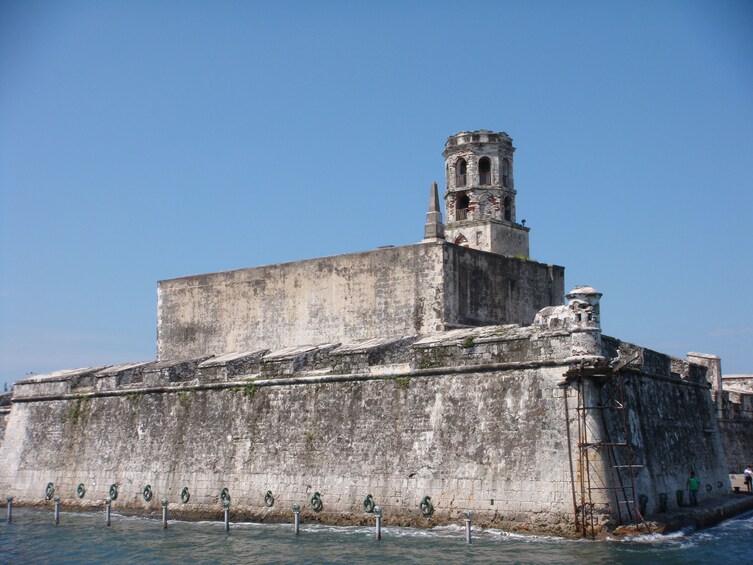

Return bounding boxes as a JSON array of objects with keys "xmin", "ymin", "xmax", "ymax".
[{"xmin": 443, "ymin": 130, "xmax": 530, "ymax": 257}]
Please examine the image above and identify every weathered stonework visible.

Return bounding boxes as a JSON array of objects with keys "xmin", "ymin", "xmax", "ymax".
[
  {"xmin": 716, "ymin": 374, "xmax": 753, "ymax": 472},
  {"xmin": 0, "ymin": 315, "xmax": 732, "ymax": 535},
  {"xmin": 0, "ymin": 129, "xmax": 748, "ymax": 537},
  {"xmin": 443, "ymin": 130, "xmax": 529, "ymax": 257},
  {"xmin": 157, "ymin": 241, "xmax": 564, "ymax": 361}
]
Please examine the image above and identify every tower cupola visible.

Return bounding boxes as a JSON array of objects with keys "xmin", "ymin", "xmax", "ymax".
[{"xmin": 443, "ymin": 130, "xmax": 530, "ymax": 257}]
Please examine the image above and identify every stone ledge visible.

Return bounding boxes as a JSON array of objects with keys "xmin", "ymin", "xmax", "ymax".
[{"xmin": 612, "ymin": 493, "xmax": 753, "ymax": 537}]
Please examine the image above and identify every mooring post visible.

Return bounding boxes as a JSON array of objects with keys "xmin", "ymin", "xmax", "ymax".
[
  {"xmin": 223, "ymin": 499, "xmax": 230, "ymax": 532},
  {"xmin": 6, "ymin": 496, "xmax": 12, "ymax": 523},
  {"xmin": 105, "ymin": 497, "xmax": 111, "ymax": 527},
  {"xmin": 54, "ymin": 495, "xmax": 60, "ymax": 526},
  {"xmin": 292, "ymin": 503, "xmax": 300, "ymax": 535},
  {"xmin": 374, "ymin": 506, "xmax": 382, "ymax": 540},
  {"xmin": 161, "ymin": 498, "xmax": 168, "ymax": 529},
  {"xmin": 464, "ymin": 510, "xmax": 472, "ymax": 545}
]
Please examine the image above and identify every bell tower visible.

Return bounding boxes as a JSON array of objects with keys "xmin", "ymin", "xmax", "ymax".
[{"xmin": 443, "ymin": 130, "xmax": 530, "ymax": 257}]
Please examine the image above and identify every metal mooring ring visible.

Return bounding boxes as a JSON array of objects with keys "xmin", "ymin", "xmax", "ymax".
[
  {"xmin": 77, "ymin": 483, "xmax": 86, "ymax": 499},
  {"xmin": 310, "ymin": 491, "xmax": 323, "ymax": 512},
  {"xmin": 264, "ymin": 490, "xmax": 274, "ymax": 507},
  {"xmin": 181, "ymin": 486, "xmax": 190, "ymax": 504},
  {"xmin": 419, "ymin": 495, "xmax": 434, "ymax": 517},
  {"xmin": 220, "ymin": 488, "xmax": 231, "ymax": 505},
  {"xmin": 45, "ymin": 482, "xmax": 54, "ymax": 501},
  {"xmin": 143, "ymin": 484, "xmax": 153, "ymax": 502},
  {"xmin": 109, "ymin": 484, "xmax": 118, "ymax": 500},
  {"xmin": 363, "ymin": 494, "xmax": 375, "ymax": 513}
]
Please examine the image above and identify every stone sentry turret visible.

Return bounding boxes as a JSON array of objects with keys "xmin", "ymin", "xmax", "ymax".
[
  {"xmin": 442, "ymin": 130, "xmax": 530, "ymax": 257},
  {"xmin": 535, "ymin": 285, "xmax": 604, "ymax": 362}
]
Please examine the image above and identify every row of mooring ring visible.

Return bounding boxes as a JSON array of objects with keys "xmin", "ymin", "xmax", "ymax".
[
  {"xmin": 44, "ymin": 482, "xmax": 118, "ymax": 501},
  {"xmin": 39, "ymin": 482, "xmax": 438, "ymax": 517},
  {"xmin": 41, "ymin": 483, "xmax": 270, "ymax": 507}
]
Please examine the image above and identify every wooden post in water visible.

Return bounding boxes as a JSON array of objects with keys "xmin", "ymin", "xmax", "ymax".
[
  {"xmin": 162, "ymin": 499, "xmax": 168, "ymax": 529},
  {"xmin": 6, "ymin": 496, "xmax": 11, "ymax": 523},
  {"xmin": 105, "ymin": 497, "xmax": 111, "ymax": 527},
  {"xmin": 223, "ymin": 500, "xmax": 230, "ymax": 532}
]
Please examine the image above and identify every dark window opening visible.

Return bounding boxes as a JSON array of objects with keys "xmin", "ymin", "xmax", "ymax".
[
  {"xmin": 502, "ymin": 159, "xmax": 510, "ymax": 187},
  {"xmin": 503, "ymin": 196, "xmax": 512, "ymax": 221},
  {"xmin": 455, "ymin": 158, "xmax": 467, "ymax": 187},
  {"xmin": 456, "ymin": 193, "xmax": 470, "ymax": 221},
  {"xmin": 479, "ymin": 157, "xmax": 491, "ymax": 185}
]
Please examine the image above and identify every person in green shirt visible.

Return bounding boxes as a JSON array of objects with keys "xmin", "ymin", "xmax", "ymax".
[{"xmin": 687, "ymin": 471, "xmax": 700, "ymax": 506}]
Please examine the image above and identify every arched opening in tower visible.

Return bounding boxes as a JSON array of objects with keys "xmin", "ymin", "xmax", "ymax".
[
  {"xmin": 479, "ymin": 157, "xmax": 491, "ymax": 185},
  {"xmin": 503, "ymin": 196, "xmax": 512, "ymax": 221},
  {"xmin": 455, "ymin": 158, "xmax": 467, "ymax": 187},
  {"xmin": 456, "ymin": 193, "xmax": 470, "ymax": 221},
  {"xmin": 502, "ymin": 158, "xmax": 510, "ymax": 187}
]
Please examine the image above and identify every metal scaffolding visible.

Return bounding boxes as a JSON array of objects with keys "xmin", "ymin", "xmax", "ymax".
[{"xmin": 562, "ymin": 356, "xmax": 648, "ymax": 538}]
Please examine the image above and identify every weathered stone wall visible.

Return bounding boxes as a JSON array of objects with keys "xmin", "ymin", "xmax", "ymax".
[
  {"xmin": 0, "ymin": 325, "xmax": 731, "ymax": 535},
  {"xmin": 717, "ymin": 383, "xmax": 753, "ymax": 472},
  {"xmin": 157, "ymin": 241, "xmax": 564, "ymax": 361},
  {"xmin": 723, "ymin": 374, "xmax": 753, "ymax": 393},
  {"xmin": 444, "ymin": 219, "xmax": 531, "ymax": 263},
  {"xmin": 1, "ymin": 326, "xmax": 579, "ymax": 534},
  {"xmin": 443, "ymin": 244, "xmax": 564, "ymax": 328},
  {"xmin": 157, "ymin": 243, "xmax": 447, "ymax": 360},
  {"xmin": 595, "ymin": 338, "xmax": 731, "ymax": 514}
]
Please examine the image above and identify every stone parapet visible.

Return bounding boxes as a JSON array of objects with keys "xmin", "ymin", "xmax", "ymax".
[{"xmin": 10, "ymin": 325, "xmax": 575, "ymax": 401}]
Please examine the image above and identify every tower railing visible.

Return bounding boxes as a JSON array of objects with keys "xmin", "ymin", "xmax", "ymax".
[
  {"xmin": 479, "ymin": 172, "xmax": 491, "ymax": 185},
  {"xmin": 455, "ymin": 208, "xmax": 468, "ymax": 221},
  {"xmin": 455, "ymin": 174, "xmax": 467, "ymax": 186}
]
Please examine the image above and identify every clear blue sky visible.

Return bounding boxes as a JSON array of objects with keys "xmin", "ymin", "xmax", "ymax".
[{"xmin": 1, "ymin": 0, "xmax": 752, "ymax": 389}]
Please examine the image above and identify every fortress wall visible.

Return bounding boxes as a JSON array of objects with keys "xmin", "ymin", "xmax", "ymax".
[
  {"xmin": 722, "ymin": 375, "xmax": 753, "ymax": 393},
  {"xmin": 1, "ymin": 370, "xmax": 578, "ymax": 532},
  {"xmin": 0, "ymin": 328, "xmax": 730, "ymax": 535},
  {"xmin": 719, "ymin": 420, "xmax": 753, "ymax": 473},
  {"xmin": 599, "ymin": 338, "xmax": 731, "ymax": 512},
  {"xmin": 156, "ymin": 242, "xmax": 565, "ymax": 361},
  {"xmin": 443, "ymin": 244, "xmax": 564, "ymax": 328},
  {"xmin": 157, "ymin": 243, "xmax": 447, "ymax": 361},
  {"xmin": 157, "ymin": 241, "xmax": 442, "ymax": 359},
  {"xmin": 1, "ymin": 327, "xmax": 580, "ymax": 535},
  {"xmin": 717, "ymin": 388, "xmax": 753, "ymax": 472}
]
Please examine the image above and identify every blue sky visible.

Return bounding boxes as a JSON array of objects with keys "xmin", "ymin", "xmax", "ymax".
[{"xmin": 1, "ymin": 0, "xmax": 751, "ymax": 389}]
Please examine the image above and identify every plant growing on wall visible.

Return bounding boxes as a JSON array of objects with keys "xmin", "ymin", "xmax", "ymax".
[
  {"xmin": 62, "ymin": 396, "xmax": 89, "ymax": 426},
  {"xmin": 304, "ymin": 430, "xmax": 315, "ymax": 448},
  {"xmin": 417, "ymin": 347, "xmax": 443, "ymax": 369},
  {"xmin": 386, "ymin": 375, "xmax": 411, "ymax": 390}
]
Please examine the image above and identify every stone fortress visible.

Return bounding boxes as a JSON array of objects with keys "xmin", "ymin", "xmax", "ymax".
[{"xmin": 1, "ymin": 130, "xmax": 752, "ymax": 537}]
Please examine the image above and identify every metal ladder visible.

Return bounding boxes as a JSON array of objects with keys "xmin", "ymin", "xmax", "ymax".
[{"xmin": 563, "ymin": 360, "xmax": 647, "ymax": 538}]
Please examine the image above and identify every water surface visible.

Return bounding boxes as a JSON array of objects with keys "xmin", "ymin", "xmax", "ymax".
[{"xmin": 1, "ymin": 508, "xmax": 751, "ymax": 564}]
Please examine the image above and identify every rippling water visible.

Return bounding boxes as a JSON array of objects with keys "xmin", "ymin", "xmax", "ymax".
[{"xmin": 1, "ymin": 508, "xmax": 752, "ymax": 564}]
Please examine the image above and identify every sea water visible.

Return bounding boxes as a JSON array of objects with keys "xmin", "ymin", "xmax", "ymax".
[{"xmin": 1, "ymin": 508, "xmax": 752, "ymax": 564}]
